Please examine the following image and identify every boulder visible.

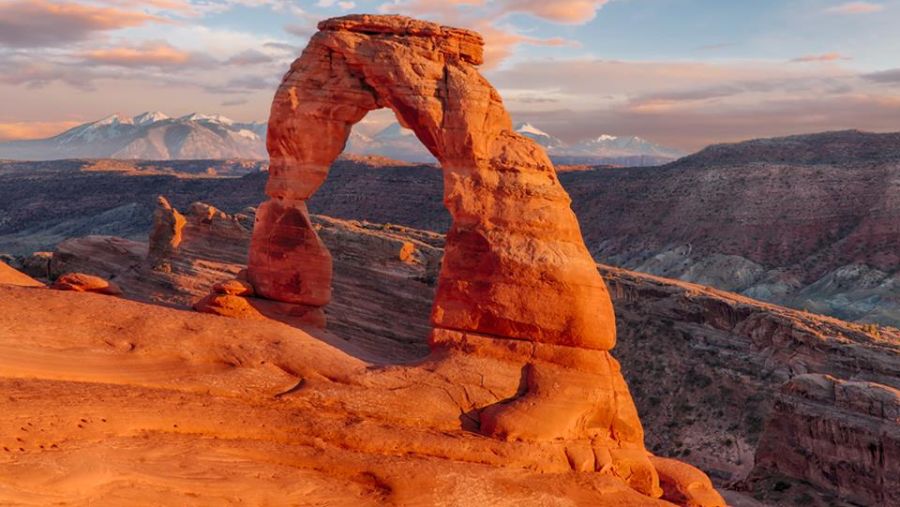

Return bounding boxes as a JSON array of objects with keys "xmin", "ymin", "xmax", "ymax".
[{"xmin": 51, "ymin": 272, "xmax": 122, "ymax": 296}]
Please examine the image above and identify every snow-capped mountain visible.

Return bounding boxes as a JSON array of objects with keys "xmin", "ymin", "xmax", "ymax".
[
  {"xmin": 566, "ymin": 134, "xmax": 684, "ymax": 161},
  {"xmin": 0, "ymin": 112, "xmax": 268, "ymax": 160},
  {"xmin": 0, "ymin": 114, "xmax": 682, "ymax": 166},
  {"xmin": 345, "ymin": 123, "xmax": 436, "ymax": 163},
  {"xmin": 514, "ymin": 122, "xmax": 565, "ymax": 150},
  {"xmin": 342, "ymin": 121, "xmax": 682, "ymax": 166},
  {"xmin": 515, "ymin": 124, "xmax": 684, "ymax": 166}
]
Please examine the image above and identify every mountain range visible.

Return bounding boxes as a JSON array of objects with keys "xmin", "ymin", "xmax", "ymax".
[
  {"xmin": 0, "ymin": 113, "xmax": 683, "ymax": 165},
  {"xmin": 513, "ymin": 123, "xmax": 685, "ymax": 166},
  {"xmin": 0, "ymin": 113, "xmax": 268, "ymax": 160}
]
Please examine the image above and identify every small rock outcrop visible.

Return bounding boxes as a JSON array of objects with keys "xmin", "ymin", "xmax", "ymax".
[
  {"xmin": 237, "ymin": 14, "xmax": 722, "ymax": 505},
  {"xmin": 147, "ymin": 196, "xmax": 186, "ymax": 269},
  {"xmin": 50, "ymin": 272, "xmax": 122, "ymax": 296}
]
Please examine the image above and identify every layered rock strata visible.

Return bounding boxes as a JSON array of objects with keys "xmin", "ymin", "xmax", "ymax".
[{"xmin": 750, "ymin": 374, "xmax": 899, "ymax": 506}]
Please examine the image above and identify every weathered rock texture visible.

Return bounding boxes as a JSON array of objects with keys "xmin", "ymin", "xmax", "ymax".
[
  {"xmin": 750, "ymin": 374, "xmax": 899, "ymax": 506},
  {"xmin": 50, "ymin": 272, "xmax": 122, "ymax": 296},
  {"xmin": 147, "ymin": 196, "xmax": 186, "ymax": 268}
]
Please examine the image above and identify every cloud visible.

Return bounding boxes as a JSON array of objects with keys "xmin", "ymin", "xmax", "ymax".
[
  {"xmin": 863, "ymin": 68, "xmax": 900, "ymax": 83},
  {"xmin": 0, "ymin": 120, "xmax": 82, "ymax": 141},
  {"xmin": 263, "ymin": 41, "xmax": 300, "ymax": 53},
  {"xmin": 221, "ymin": 98, "xmax": 249, "ymax": 107},
  {"xmin": 285, "ymin": 22, "xmax": 318, "ymax": 39},
  {"xmin": 488, "ymin": 57, "xmax": 896, "ymax": 150},
  {"xmin": 825, "ymin": 2, "xmax": 885, "ymax": 14},
  {"xmin": 316, "ymin": 0, "xmax": 356, "ymax": 9},
  {"xmin": 475, "ymin": 23, "xmax": 579, "ymax": 68},
  {"xmin": 226, "ymin": 49, "xmax": 273, "ymax": 65},
  {"xmin": 0, "ymin": 57, "xmax": 102, "ymax": 90},
  {"xmin": 513, "ymin": 94, "xmax": 900, "ymax": 152},
  {"xmin": 791, "ymin": 52, "xmax": 851, "ymax": 63},
  {"xmin": 0, "ymin": 0, "xmax": 162, "ymax": 48},
  {"xmin": 380, "ymin": 0, "xmax": 609, "ymax": 24},
  {"xmin": 82, "ymin": 42, "xmax": 210, "ymax": 68},
  {"xmin": 498, "ymin": 0, "xmax": 610, "ymax": 24},
  {"xmin": 375, "ymin": 0, "xmax": 597, "ymax": 65},
  {"xmin": 695, "ymin": 43, "xmax": 737, "ymax": 51}
]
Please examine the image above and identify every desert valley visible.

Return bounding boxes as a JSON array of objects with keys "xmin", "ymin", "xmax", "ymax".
[{"xmin": 1, "ymin": 5, "xmax": 899, "ymax": 507}]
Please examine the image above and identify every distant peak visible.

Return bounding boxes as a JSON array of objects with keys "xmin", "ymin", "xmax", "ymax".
[
  {"xmin": 94, "ymin": 113, "xmax": 133, "ymax": 126},
  {"xmin": 180, "ymin": 113, "xmax": 234, "ymax": 125},
  {"xmin": 375, "ymin": 122, "xmax": 414, "ymax": 138},
  {"xmin": 515, "ymin": 122, "xmax": 551, "ymax": 137},
  {"xmin": 133, "ymin": 111, "xmax": 169, "ymax": 125},
  {"xmin": 595, "ymin": 134, "xmax": 619, "ymax": 142}
]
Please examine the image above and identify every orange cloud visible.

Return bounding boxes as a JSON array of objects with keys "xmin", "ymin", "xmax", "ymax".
[
  {"xmin": 83, "ymin": 42, "xmax": 195, "ymax": 67},
  {"xmin": 499, "ymin": 0, "xmax": 610, "ymax": 24},
  {"xmin": 476, "ymin": 23, "xmax": 579, "ymax": 68},
  {"xmin": 791, "ymin": 52, "xmax": 851, "ymax": 63},
  {"xmin": 826, "ymin": 2, "xmax": 885, "ymax": 14},
  {"xmin": 0, "ymin": 0, "xmax": 162, "ymax": 47},
  {"xmin": 0, "ymin": 121, "xmax": 82, "ymax": 141}
]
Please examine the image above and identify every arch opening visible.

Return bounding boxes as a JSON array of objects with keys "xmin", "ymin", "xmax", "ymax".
[{"xmin": 305, "ymin": 107, "xmax": 449, "ymax": 361}]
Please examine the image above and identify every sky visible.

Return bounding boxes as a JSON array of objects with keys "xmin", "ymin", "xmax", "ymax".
[{"xmin": 1, "ymin": 0, "xmax": 899, "ymax": 150}]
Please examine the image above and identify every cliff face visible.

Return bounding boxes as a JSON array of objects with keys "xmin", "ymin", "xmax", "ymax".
[
  {"xmin": 600, "ymin": 266, "xmax": 899, "ymax": 505},
  {"xmin": 24, "ymin": 203, "xmax": 899, "ymax": 505},
  {"xmin": 750, "ymin": 374, "xmax": 899, "ymax": 506}
]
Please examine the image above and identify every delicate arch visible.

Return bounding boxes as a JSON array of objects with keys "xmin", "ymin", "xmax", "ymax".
[{"xmin": 248, "ymin": 15, "xmax": 617, "ymax": 350}]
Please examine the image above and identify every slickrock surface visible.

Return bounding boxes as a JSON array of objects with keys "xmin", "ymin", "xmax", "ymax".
[
  {"xmin": 22, "ymin": 208, "xmax": 900, "ymax": 504},
  {"xmin": 0, "ymin": 279, "xmax": 718, "ymax": 505},
  {"xmin": 0, "ymin": 260, "xmax": 43, "ymax": 287}
]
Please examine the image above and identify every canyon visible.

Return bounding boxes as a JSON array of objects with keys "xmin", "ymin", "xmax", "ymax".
[{"xmin": 3, "ymin": 129, "xmax": 899, "ymax": 328}]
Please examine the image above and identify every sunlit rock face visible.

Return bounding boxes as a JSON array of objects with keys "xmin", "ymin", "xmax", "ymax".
[
  {"xmin": 237, "ymin": 15, "xmax": 725, "ymax": 505},
  {"xmin": 248, "ymin": 14, "xmax": 616, "ymax": 351}
]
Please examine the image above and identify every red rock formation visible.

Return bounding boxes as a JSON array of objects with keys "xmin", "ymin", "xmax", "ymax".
[
  {"xmin": 147, "ymin": 195, "xmax": 186, "ymax": 269},
  {"xmin": 50, "ymin": 272, "xmax": 122, "ymax": 296},
  {"xmin": 249, "ymin": 14, "xmax": 615, "ymax": 350},
  {"xmin": 240, "ymin": 14, "xmax": 722, "ymax": 505}
]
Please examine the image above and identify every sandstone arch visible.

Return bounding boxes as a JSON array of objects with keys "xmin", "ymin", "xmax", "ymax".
[
  {"xmin": 238, "ymin": 15, "xmax": 725, "ymax": 505},
  {"xmin": 249, "ymin": 15, "xmax": 617, "ymax": 350}
]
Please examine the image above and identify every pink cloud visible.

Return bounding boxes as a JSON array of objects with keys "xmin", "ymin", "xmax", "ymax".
[
  {"xmin": 499, "ymin": 0, "xmax": 610, "ymax": 24},
  {"xmin": 83, "ymin": 42, "xmax": 199, "ymax": 68},
  {"xmin": 791, "ymin": 52, "xmax": 852, "ymax": 63},
  {"xmin": 0, "ymin": 0, "xmax": 162, "ymax": 47},
  {"xmin": 826, "ymin": 2, "xmax": 885, "ymax": 14},
  {"xmin": 376, "ymin": 0, "xmax": 587, "ymax": 65},
  {"xmin": 474, "ymin": 23, "xmax": 579, "ymax": 68}
]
